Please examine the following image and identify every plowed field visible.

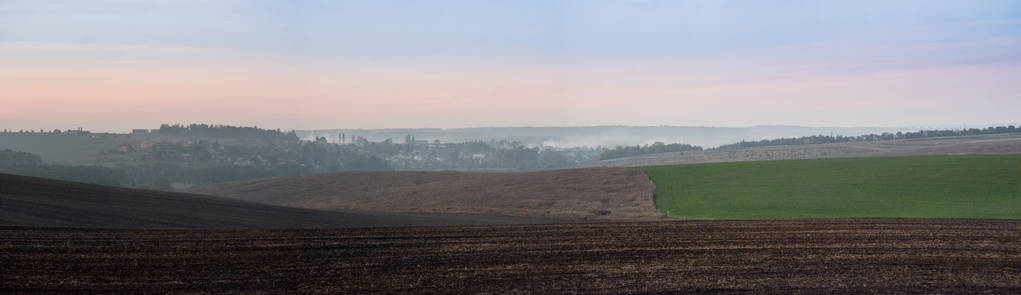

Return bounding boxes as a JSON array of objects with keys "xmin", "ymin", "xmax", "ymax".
[
  {"xmin": 191, "ymin": 167, "xmax": 661, "ymax": 220},
  {"xmin": 0, "ymin": 173, "xmax": 559, "ymax": 228},
  {"xmin": 3, "ymin": 219, "xmax": 1019, "ymax": 293}
]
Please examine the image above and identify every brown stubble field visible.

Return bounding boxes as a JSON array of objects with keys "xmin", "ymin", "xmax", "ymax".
[
  {"xmin": 3, "ymin": 219, "xmax": 1019, "ymax": 294},
  {"xmin": 191, "ymin": 167, "xmax": 663, "ymax": 220},
  {"xmin": 0, "ymin": 173, "xmax": 562, "ymax": 228}
]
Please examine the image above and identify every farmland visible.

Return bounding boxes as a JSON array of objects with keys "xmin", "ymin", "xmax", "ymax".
[
  {"xmin": 4, "ymin": 151, "xmax": 1021, "ymax": 293},
  {"xmin": 643, "ymin": 154, "xmax": 1021, "ymax": 219},
  {"xmin": 0, "ymin": 173, "xmax": 560, "ymax": 228},
  {"xmin": 191, "ymin": 167, "xmax": 662, "ymax": 220},
  {"xmin": 593, "ymin": 133, "xmax": 1021, "ymax": 167},
  {"xmin": 3, "ymin": 219, "xmax": 1019, "ymax": 293}
]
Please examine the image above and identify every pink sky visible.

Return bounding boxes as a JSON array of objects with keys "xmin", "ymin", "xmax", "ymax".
[
  {"xmin": 4, "ymin": 1, "xmax": 1021, "ymax": 132},
  {"xmin": 2, "ymin": 36, "xmax": 1020, "ymax": 132}
]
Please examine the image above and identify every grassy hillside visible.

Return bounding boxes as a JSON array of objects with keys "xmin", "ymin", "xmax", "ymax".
[{"xmin": 642, "ymin": 155, "xmax": 1021, "ymax": 219}]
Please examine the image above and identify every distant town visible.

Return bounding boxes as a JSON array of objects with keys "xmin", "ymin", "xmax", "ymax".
[{"xmin": 3, "ymin": 123, "xmax": 1020, "ymax": 190}]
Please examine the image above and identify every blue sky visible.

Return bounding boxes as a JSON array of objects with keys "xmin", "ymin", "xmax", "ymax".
[
  {"xmin": 2, "ymin": 0, "xmax": 1020, "ymax": 131},
  {"xmin": 5, "ymin": 1, "xmax": 1019, "ymax": 59}
]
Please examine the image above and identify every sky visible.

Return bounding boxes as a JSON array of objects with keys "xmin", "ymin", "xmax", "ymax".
[{"xmin": 2, "ymin": 0, "xmax": 1020, "ymax": 132}]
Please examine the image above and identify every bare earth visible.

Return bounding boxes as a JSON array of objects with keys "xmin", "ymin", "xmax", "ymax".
[
  {"xmin": 589, "ymin": 133, "xmax": 1021, "ymax": 167},
  {"xmin": 0, "ymin": 173, "xmax": 561, "ymax": 228},
  {"xmin": 191, "ymin": 167, "xmax": 663, "ymax": 220},
  {"xmin": 3, "ymin": 219, "xmax": 1019, "ymax": 294}
]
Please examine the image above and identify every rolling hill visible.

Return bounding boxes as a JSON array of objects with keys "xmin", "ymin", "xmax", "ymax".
[
  {"xmin": 591, "ymin": 133, "xmax": 1021, "ymax": 167},
  {"xmin": 642, "ymin": 154, "xmax": 1021, "ymax": 219},
  {"xmin": 0, "ymin": 173, "xmax": 560, "ymax": 228},
  {"xmin": 191, "ymin": 167, "xmax": 663, "ymax": 220}
]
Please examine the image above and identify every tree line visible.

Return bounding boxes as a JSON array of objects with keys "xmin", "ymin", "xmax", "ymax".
[
  {"xmin": 715, "ymin": 125, "xmax": 1020, "ymax": 150},
  {"xmin": 600, "ymin": 142, "xmax": 703, "ymax": 160},
  {"xmin": 0, "ymin": 149, "xmax": 126, "ymax": 186},
  {"xmin": 157, "ymin": 124, "xmax": 300, "ymax": 141}
]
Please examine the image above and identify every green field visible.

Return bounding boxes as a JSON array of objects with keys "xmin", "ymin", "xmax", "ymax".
[{"xmin": 641, "ymin": 155, "xmax": 1021, "ymax": 219}]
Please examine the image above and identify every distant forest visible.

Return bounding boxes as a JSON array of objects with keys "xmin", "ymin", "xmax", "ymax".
[
  {"xmin": 157, "ymin": 124, "xmax": 300, "ymax": 141},
  {"xmin": 0, "ymin": 124, "xmax": 600, "ymax": 189},
  {"xmin": 600, "ymin": 142, "xmax": 702, "ymax": 160},
  {"xmin": 0, "ymin": 149, "xmax": 126, "ymax": 186},
  {"xmin": 715, "ymin": 125, "xmax": 1021, "ymax": 150},
  {"xmin": 0, "ymin": 140, "xmax": 391, "ymax": 189}
]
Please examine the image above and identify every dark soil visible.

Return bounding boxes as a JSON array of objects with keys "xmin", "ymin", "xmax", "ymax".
[
  {"xmin": 191, "ymin": 167, "xmax": 662, "ymax": 220},
  {"xmin": 3, "ymin": 219, "xmax": 1018, "ymax": 293},
  {"xmin": 0, "ymin": 173, "xmax": 562, "ymax": 228}
]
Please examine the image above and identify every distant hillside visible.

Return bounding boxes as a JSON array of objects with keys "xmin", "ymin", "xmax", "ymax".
[
  {"xmin": 0, "ymin": 173, "xmax": 559, "ymax": 228},
  {"xmin": 298, "ymin": 125, "xmax": 907, "ymax": 148},
  {"xmin": 715, "ymin": 125, "xmax": 1021, "ymax": 150},
  {"xmin": 191, "ymin": 167, "xmax": 663, "ymax": 220},
  {"xmin": 589, "ymin": 133, "xmax": 1021, "ymax": 167}
]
